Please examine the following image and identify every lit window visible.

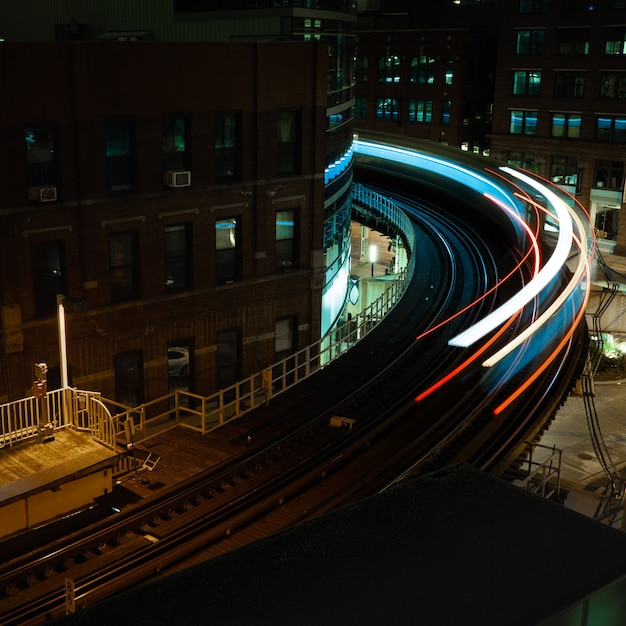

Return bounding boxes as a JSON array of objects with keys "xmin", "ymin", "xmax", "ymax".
[
  {"xmin": 215, "ymin": 218, "xmax": 239, "ymax": 284},
  {"xmin": 410, "ymin": 56, "xmax": 435, "ymax": 84},
  {"xmin": 513, "ymin": 70, "xmax": 542, "ymax": 95},
  {"xmin": 276, "ymin": 209, "xmax": 296, "ymax": 270},
  {"xmin": 515, "ymin": 29, "xmax": 544, "ymax": 55},
  {"xmin": 376, "ymin": 98, "xmax": 399, "ymax": 121},
  {"xmin": 551, "ymin": 113, "xmax": 581, "ymax": 139},
  {"xmin": 509, "ymin": 110, "xmax": 538, "ymax": 134},
  {"xmin": 408, "ymin": 99, "xmax": 433, "ymax": 123},
  {"xmin": 378, "ymin": 55, "xmax": 401, "ymax": 83},
  {"xmin": 215, "ymin": 111, "xmax": 240, "ymax": 181}
]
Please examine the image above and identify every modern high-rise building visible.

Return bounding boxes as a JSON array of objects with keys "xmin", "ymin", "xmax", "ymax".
[{"xmin": 0, "ymin": 2, "xmax": 357, "ymax": 403}]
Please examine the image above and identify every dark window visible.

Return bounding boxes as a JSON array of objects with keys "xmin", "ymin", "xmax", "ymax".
[
  {"xmin": 554, "ymin": 71, "xmax": 585, "ymax": 97},
  {"xmin": 441, "ymin": 100, "xmax": 451, "ymax": 126},
  {"xmin": 276, "ymin": 109, "xmax": 300, "ymax": 175},
  {"xmin": 216, "ymin": 218, "xmax": 240, "ymax": 283},
  {"xmin": 217, "ymin": 329, "xmax": 239, "ymax": 390},
  {"xmin": 105, "ymin": 117, "xmax": 135, "ymax": 193},
  {"xmin": 32, "ymin": 240, "xmax": 65, "ymax": 317},
  {"xmin": 508, "ymin": 151, "xmax": 539, "ymax": 173},
  {"xmin": 114, "ymin": 351, "xmax": 143, "ymax": 407},
  {"xmin": 513, "ymin": 70, "xmax": 542, "ymax": 95},
  {"xmin": 515, "ymin": 29, "xmax": 544, "ymax": 55},
  {"xmin": 551, "ymin": 113, "xmax": 581, "ymax": 139},
  {"xmin": 215, "ymin": 112, "xmax": 240, "ymax": 181},
  {"xmin": 410, "ymin": 56, "xmax": 435, "ymax": 84},
  {"xmin": 25, "ymin": 124, "xmax": 58, "ymax": 188},
  {"xmin": 551, "ymin": 156, "xmax": 578, "ymax": 186},
  {"xmin": 510, "ymin": 110, "xmax": 537, "ymax": 134},
  {"xmin": 600, "ymin": 72, "xmax": 626, "ymax": 98},
  {"xmin": 375, "ymin": 98, "xmax": 399, "ymax": 121},
  {"xmin": 276, "ymin": 208, "xmax": 296, "ymax": 270},
  {"xmin": 558, "ymin": 28, "xmax": 589, "ymax": 55},
  {"xmin": 520, "ymin": 0, "xmax": 547, "ymax": 12},
  {"xmin": 109, "ymin": 230, "xmax": 138, "ymax": 303},
  {"xmin": 164, "ymin": 223, "xmax": 192, "ymax": 290},
  {"xmin": 408, "ymin": 99, "xmax": 433, "ymax": 123},
  {"xmin": 378, "ymin": 55, "xmax": 401, "ymax": 83},
  {"xmin": 596, "ymin": 115, "xmax": 626, "ymax": 142},
  {"xmin": 594, "ymin": 160, "xmax": 624, "ymax": 189},
  {"xmin": 354, "ymin": 96, "xmax": 367, "ymax": 120},
  {"xmin": 162, "ymin": 114, "xmax": 189, "ymax": 171}
]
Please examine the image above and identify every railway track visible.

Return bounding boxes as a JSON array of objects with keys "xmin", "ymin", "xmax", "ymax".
[{"xmin": 0, "ymin": 142, "xmax": 590, "ymax": 623}]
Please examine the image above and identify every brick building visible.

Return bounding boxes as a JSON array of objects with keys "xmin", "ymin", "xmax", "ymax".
[
  {"xmin": 0, "ymin": 1, "xmax": 357, "ymax": 405},
  {"xmin": 0, "ymin": 40, "xmax": 328, "ymax": 403},
  {"xmin": 489, "ymin": 0, "xmax": 626, "ymax": 256}
]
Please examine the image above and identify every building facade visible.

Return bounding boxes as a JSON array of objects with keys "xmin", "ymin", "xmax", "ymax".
[
  {"xmin": 0, "ymin": 39, "xmax": 328, "ymax": 403},
  {"xmin": 489, "ymin": 0, "xmax": 626, "ymax": 256},
  {"xmin": 352, "ymin": 1, "xmax": 498, "ymax": 155}
]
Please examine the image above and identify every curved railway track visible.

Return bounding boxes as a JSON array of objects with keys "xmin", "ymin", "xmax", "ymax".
[{"xmin": 0, "ymin": 139, "xmax": 591, "ymax": 624}]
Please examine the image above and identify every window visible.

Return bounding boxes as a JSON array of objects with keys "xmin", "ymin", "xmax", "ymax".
[
  {"xmin": 168, "ymin": 339, "xmax": 191, "ymax": 393},
  {"xmin": 408, "ymin": 99, "xmax": 433, "ymax": 123},
  {"xmin": 164, "ymin": 224, "xmax": 192, "ymax": 290},
  {"xmin": 600, "ymin": 72, "xmax": 626, "ymax": 98},
  {"xmin": 217, "ymin": 329, "xmax": 239, "ymax": 390},
  {"xmin": 410, "ymin": 56, "xmax": 435, "ymax": 84},
  {"xmin": 513, "ymin": 70, "xmax": 541, "ymax": 95},
  {"xmin": 515, "ymin": 29, "xmax": 544, "ymax": 55},
  {"xmin": 354, "ymin": 56, "xmax": 368, "ymax": 82},
  {"xmin": 551, "ymin": 112, "xmax": 581, "ymax": 138},
  {"xmin": 162, "ymin": 114, "xmax": 189, "ymax": 171},
  {"xmin": 596, "ymin": 115, "xmax": 626, "ymax": 142},
  {"xmin": 378, "ymin": 55, "xmax": 400, "ymax": 83},
  {"xmin": 508, "ymin": 151, "xmax": 539, "ymax": 173},
  {"xmin": 109, "ymin": 230, "xmax": 138, "ymax": 303},
  {"xmin": 215, "ymin": 112, "xmax": 240, "ymax": 181},
  {"xmin": 276, "ymin": 209, "xmax": 296, "ymax": 270},
  {"xmin": 114, "ymin": 351, "xmax": 143, "ymax": 407},
  {"xmin": 551, "ymin": 156, "xmax": 579, "ymax": 187},
  {"xmin": 32, "ymin": 240, "xmax": 65, "ymax": 317},
  {"xmin": 441, "ymin": 100, "xmax": 451, "ymax": 125},
  {"xmin": 276, "ymin": 109, "xmax": 300, "ymax": 175},
  {"xmin": 554, "ymin": 71, "xmax": 585, "ymax": 97},
  {"xmin": 444, "ymin": 60, "xmax": 454, "ymax": 85},
  {"xmin": 520, "ymin": 0, "xmax": 547, "ymax": 12},
  {"xmin": 558, "ymin": 28, "xmax": 589, "ymax": 55},
  {"xmin": 105, "ymin": 117, "xmax": 135, "ymax": 193},
  {"xmin": 275, "ymin": 316, "xmax": 295, "ymax": 355},
  {"xmin": 595, "ymin": 160, "xmax": 624, "ymax": 189},
  {"xmin": 354, "ymin": 96, "xmax": 367, "ymax": 120},
  {"xmin": 25, "ymin": 124, "xmax": 57, "ymax": 188},
  {"xmin": 375, "ymin": 98, "xmax": 399, "ymax": 121},
  {"xmin": 510, "ymin": 110, "xmax": 537, "ymax": 134},
  {"xmin": 605, "ymin": 27, "xmax": 626, "ymax": 54},
  {"xmin": 215, "ymin": 218, "xmax": 239, "ymax": 283}
]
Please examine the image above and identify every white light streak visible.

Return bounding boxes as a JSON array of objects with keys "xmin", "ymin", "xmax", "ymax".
[{"xmin": 448, "ymin": 167, "xmax": 574, "ymax": 348}]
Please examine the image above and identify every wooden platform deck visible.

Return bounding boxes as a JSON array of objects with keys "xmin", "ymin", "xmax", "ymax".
[{"xmin": 0, "ymin": 428, "xmax": 118, "ymax": 506}]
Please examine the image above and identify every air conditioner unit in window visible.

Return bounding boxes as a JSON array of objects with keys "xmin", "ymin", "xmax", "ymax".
[
  {"xmin": 28, "ymin": 185, "xmax": 58, "ymax": 203},
  {"xmin": 165, "ymin": 170, "xmax": 191, "ymax": 188}
]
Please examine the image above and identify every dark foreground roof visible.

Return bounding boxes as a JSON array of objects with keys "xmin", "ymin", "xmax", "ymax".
[{"xmin": 54, "ymin": 464, "xmax": 626, "ymax": 626}]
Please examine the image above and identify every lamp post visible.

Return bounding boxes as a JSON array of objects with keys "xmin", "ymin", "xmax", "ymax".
[
  {"xmin": 57, "ymin": 294, "xmax": 69, "ymax": 389},
  {"xmin": 369, "ymin": 243, "xmax": 377, "ymax": 277}
]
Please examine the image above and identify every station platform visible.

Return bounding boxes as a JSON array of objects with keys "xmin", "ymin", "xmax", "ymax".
[{"xmin": 0, "ymin": 428, "xmax": 118, "ymax": 537}]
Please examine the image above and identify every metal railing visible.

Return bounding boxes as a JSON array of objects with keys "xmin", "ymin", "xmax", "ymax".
[{"xmin": 1, "ymin": 184, "xmax": 417, "ymax": 452}]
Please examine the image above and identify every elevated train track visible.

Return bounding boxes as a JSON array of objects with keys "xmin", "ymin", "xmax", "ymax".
[{"xmin": 0, "ymin": 137, "xmax": 593, "ymax": 624}]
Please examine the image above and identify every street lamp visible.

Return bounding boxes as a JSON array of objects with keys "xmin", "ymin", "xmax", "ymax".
[
  {"xmin": 369, "ymin": 243, "xmax": 377, "ymax": 277},
  {"xmin": 57, "ymin": 294, "xmax": 69, "ymax": 389}
]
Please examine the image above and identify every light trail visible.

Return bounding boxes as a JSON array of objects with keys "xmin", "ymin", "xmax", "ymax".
[{"xmin": 448, "ymin": 166, "xmax": 575, "ymax": 348}]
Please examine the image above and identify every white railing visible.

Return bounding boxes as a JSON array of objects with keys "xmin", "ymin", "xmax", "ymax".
[{"xmin": 1, "ymin": 184, "xmax": 417, "ymax": 450}]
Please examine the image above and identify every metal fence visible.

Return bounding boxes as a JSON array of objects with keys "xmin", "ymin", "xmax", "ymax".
[{"xmin": 0, "ymin": 185, "xmax": 416, "ymax": 450}]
